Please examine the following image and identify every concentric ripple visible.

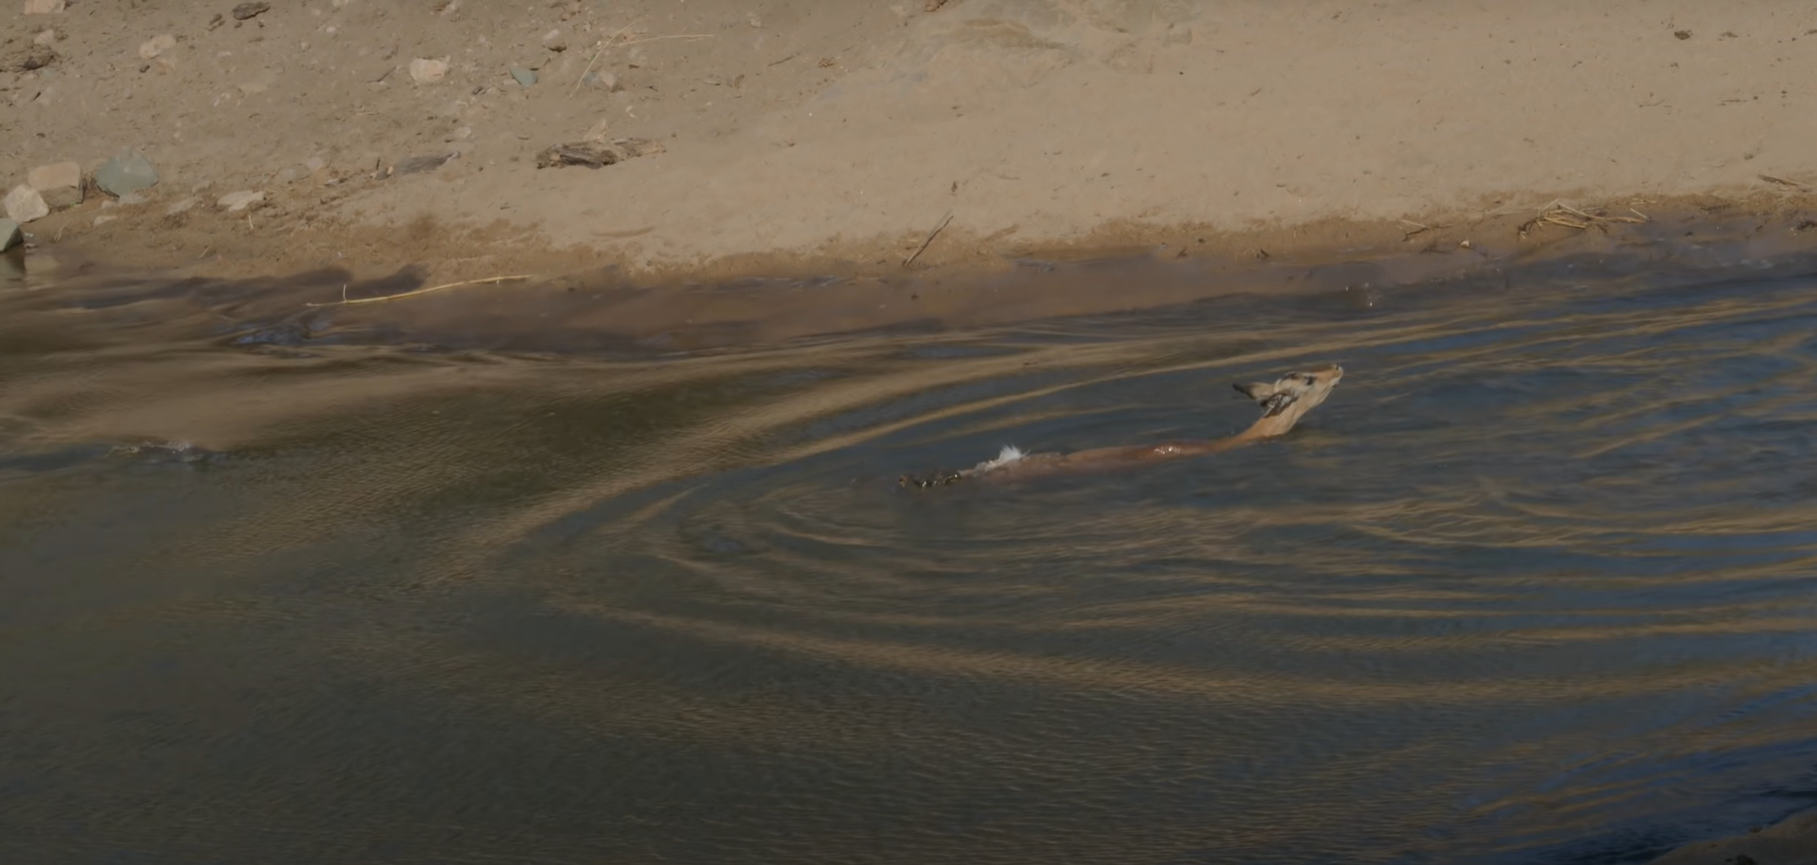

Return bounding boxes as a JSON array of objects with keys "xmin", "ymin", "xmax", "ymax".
[{"xmin": 3, "ymin": 255, "xmax": 1817, "ymax": 864}]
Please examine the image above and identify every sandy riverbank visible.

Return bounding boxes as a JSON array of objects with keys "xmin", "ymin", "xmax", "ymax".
[{"xmin": 8, "ymin": 0, "xmax": 1817, "ymax": 291}]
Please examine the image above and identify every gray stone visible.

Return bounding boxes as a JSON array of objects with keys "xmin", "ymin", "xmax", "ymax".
[
  {"xmin": 304, "ymin": 156, "xmax": 327, "ymax": 172},
  {"xmin": 95, "ymin": 149, "xmax": 158, "ymax": 196},
  {"xmin": 510, "ymin": 66, "xmax": 537, "ymax": 87},
  {"xmin": 164, "ymin": 196, "xmax": 198, "ymax": 215},
  {"xmin": 0, "ymin": 218, "xmax": 21, "ymax": 252},
  {"xmin": 3, "ymin": 185, "xmax": 49, "ymax": 223},
  {"xmin": 273, "ymin": 165, "xmax": 309, "ymax": 184},
  {"xmin": 23, "ymin": 0, "xmax": 65, "ymax": 14}
]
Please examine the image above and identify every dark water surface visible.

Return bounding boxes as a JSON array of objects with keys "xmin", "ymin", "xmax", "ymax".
[{"xmin": 3, "ymin": 249, "xmax": 1817, "ymax": 865}]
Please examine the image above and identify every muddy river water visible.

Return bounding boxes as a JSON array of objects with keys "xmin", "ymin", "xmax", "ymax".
[{"xmin": 2, "ymin": 243, "xmax": 1816, "ymax": 864}]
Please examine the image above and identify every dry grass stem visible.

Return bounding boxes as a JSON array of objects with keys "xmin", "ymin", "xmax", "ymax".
[
  {"xmin": 903, "ymin": 210, "xmax": 954, "ymax": 267},
  {"xmin": 304, "ymin": 274, "xmax": 534, "ymax": 308},
  {"xmin": 1518, "ymin": 200, "xmax": 1649, "ymax": 238}
]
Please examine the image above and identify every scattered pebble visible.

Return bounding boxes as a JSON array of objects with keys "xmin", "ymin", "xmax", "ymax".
[
  {"xmin": 541, "ymin": 28, "xmax": 567, "ymax": 52},
  {"xmin": 535, "ymin": 138, "xmax": 660, "ymax": 169},
  {"xmin": 583, "ymin": 70, "xmax": 621, "ymax": 91},
  {"xmin": 32, "ymin": 29, "xmax": 59, "ymax": 46},
  {"xmin": 26, "ymin": 160, "xmax": 81, "ymax": 207},
  {"xmin": 139, "ymin": 34, "xmax": 177, "ymax": 60},
  {"xmin": 304, "ymin": 156, "xmax": 327, "ymax": 172},
  {"xmin": 22, "ymin": 45, "xmax": 56, "ymax": 70},
  {"xmin": 4, "ymin": 185, "xmax": 50, "ymax": 223},
  {"xmin": 393, "ymin": 152, "xmax": 458, "ymax": 175},
  {"xmin": 93, "ymin": 214, "xmax": 116, "ymax": 226},
  {"xmin": 0, "ymin": 218, "xmax": 21, "ymax": 252},
  {"xmin": 165, "ymin": 196, "xmax": 198, "ymax": 215},
  {"xmin": 216, "ymin": 190, "xmax": 265, "ymax": 212},
  {"xmin": 232, "ymin": 1, "xmax": 270, "ymax": 20},
  {"xmin": 409, "ymin": 57, "xmax": 449, "ymax": 84},
  {"xmin": 510, "ymin": 66, "xmax": 537, "ymax": 87},
  {"xmin": 95, "ymin": 149, "xmax": 159, "ymax": 196},
  {"xmin": 22, "ymin": 0, "xmax": 64, "ymax": 14}
]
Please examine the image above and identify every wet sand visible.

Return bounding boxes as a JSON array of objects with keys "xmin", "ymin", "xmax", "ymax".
[{"xmin": 1651, "ymin": 806, "xmax": 1817, "ymax": 865}]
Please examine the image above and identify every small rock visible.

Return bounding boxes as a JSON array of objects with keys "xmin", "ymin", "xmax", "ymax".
[
  {"xmin": 541, "ymin": 28, "xmax": 567, "ymax": 52},
  {"xmin": 23, "ymin": 0, "xmax": 64, "ymax": 13},
  {"xmin": 4, "ymin": 185, "xmax": 50, "ymax": 223},
  {"xmin": 409, "ymin": 57, "xmax": 449, "ymax": 84},
  {"xmin": 304, "ymin": 156, "xmax": 327, "ymax": 172},
  {"xmin": 93, "ymin": 214, "xmax": 117, "ymax": 227},
  {"xmin": 21, "ymin": 45, "xmax": 56, "ymax": 70},
  {"xmin": 582, "ymin": 117, "xmax": 611, "ymax": 142},
  {"xmin": 95, "ymin": 149, "xmax": 159, "ymax": 196},
  {"xmin": 392, "ymin": 152, "xmax": 457, "ymax": 175},
  {"xmin": 232, "ymin": 1, "xmax": 270, "ymax": 20},
  {"xmin": 164, "ymin": 196, "xmax": 197, "ymax": 215},
  {"xmin": 32, "ymin": 28, "xmax": 59, "ymax": 46},
  {"xmin": 139, "ymin": 34, "xmax": 177, "ymax": 60},
  {"xmin": 272, "ymin": 165, "xmax": 309, "ymax": 184},
  {"xmin": 510, "ymin": 66, "xmax": 537, "ymax": 87},
  {"xmin": 0, "ymin": 218, "xmax": 21, "ymax": 252},
  {"xmin": 26, "ymin": 160, "xmax": 81, "ymax": 208},
  {"xmin": 583, "ymin": 70, "xmax": 620, "ymax": 91},
  {"xmin": 216, "ymin": 190, "xmax": 265, "ymax": 212}
]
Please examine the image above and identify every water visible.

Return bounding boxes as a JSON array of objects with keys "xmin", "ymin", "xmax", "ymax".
[{"xmin": 3, "ymin": 247, "xmax": 1816, "ymax": 864}]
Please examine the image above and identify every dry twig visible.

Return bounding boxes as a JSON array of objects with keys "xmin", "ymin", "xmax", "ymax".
[
  {"xmin": 1518, "ymin": 200, "xmax": 1649, "ymax": 238},
  {"xmin": 304, "ymin": 274, "xmax": 534, "ymax": 308},
  {"xmin": 903, "ymin": 210, "xmax": 954, "ymax": 267},
  {"xmin": 1759, "ymin": 174, "xmax": 1809, "ymax": 189}
]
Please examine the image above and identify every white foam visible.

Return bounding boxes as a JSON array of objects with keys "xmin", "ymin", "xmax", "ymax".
[{"xmin": 975, "ymin": 445, "xmax": 1025, "ymax": 472}]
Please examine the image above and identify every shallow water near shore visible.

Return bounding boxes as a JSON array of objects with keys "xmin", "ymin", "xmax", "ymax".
[{"xmin": 3, "ymin": 244, "xmax": 1817, "ymax": 864}]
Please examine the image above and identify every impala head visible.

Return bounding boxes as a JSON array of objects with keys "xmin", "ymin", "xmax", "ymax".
[{"xmin": 1233, "ymin": 364, "xmax": 1343, "ymax": 433}]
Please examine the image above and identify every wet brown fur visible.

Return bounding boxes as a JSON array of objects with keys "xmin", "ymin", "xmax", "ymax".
[{"xmin": 899, "ymin": 364, "xmax": 1343, "ymax": 487}]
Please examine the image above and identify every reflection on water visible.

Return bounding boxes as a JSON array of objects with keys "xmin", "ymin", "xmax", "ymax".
[{"xmin": 2, "ymin": 249, "xmax": 1817, "ymax": 865}]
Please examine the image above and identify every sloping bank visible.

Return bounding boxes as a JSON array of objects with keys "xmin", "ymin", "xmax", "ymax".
[{"xmin": 320, "ymin": 0, "xmax": 1817, "ymax": 280}]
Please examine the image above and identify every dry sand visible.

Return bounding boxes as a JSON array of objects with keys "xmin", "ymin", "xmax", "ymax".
[
  {"xmin": 4, "ymin": 0, "xmax": 1817, "ymax": 857},
  {"xmin": 10, "ymin": 0, "xmax": 1817, "ymax": 293}
]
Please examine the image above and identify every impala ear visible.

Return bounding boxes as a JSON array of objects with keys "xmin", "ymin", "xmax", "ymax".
[{"xmin": 1234, "ymin": 381, "xmax": 1277, "ymax": 401}]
